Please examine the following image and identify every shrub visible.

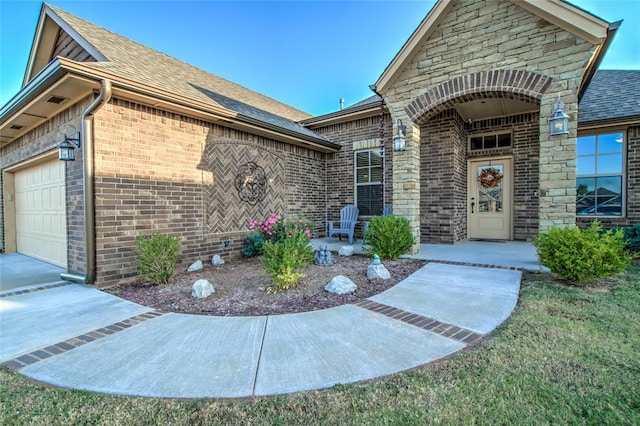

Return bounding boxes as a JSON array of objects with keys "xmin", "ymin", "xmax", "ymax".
[
  {"xmin": 622, "ymin": 223, "xmax": 640, "ymax": 253},
  {"xmin": 533, "ymin": 221, "xmax": 632, "ymax": 284},
  {"xmin": 241, "ymin": 233, "xmax": 265, "ymax": 257},
  {"xmin": 135, "ymin": 233, "xmax": 180, "ymax": 285},
  {"xmin": 261, "ymin": 229, "xmax": 314, "ymax": 292},
  {"xmin": 364, "ymin": 215, "xmax": 416, "ymax": 260}
]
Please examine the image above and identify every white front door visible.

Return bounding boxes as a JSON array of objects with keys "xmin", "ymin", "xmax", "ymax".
[{"xmin": 468, "ymin": 157, "xmax": 512, "ymax": 240}]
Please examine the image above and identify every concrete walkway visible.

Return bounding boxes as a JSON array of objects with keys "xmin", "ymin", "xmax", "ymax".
[{"xmin": 0, "ymin": 243, "xmax": 535, "ymax": 398}]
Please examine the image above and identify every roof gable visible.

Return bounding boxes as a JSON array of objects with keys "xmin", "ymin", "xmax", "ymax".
[{"xmin": 375, "ymin": 0, "xmax": 612, "ymax": 94}]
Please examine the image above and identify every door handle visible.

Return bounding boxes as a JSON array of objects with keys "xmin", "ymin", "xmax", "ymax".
[{"xmin": 471, "ymin": 197, "xmax": 475, "ymax": 214}]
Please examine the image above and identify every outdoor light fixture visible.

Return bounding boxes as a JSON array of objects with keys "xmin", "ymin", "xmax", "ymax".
[
  {"xmin": 548, "ymin": 94, "xmax": 569, "ymax": 136},
  {"xmin": 58, "ymin": 131, "xmax": 80, "ymax": 161},
  {"xmin": 393, "ymin": 119, "xmax": 407, "ymax": 151}
]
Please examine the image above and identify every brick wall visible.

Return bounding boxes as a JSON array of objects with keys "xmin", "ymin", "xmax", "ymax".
[
  {"xmin": 91, "ymin": 98, "xmax": 329, "ymax": 287},
  {"xmin": 310, "ymin": 112, "xmax": 394, "ymax": 237},
  {"xmin": 577, "ymin": 125, "xmax": 640, "ymax": 229}
]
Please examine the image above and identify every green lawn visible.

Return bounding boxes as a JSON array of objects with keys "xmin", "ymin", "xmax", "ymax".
[{"xmin": 2, "ymin": 264, "xmax": 639, "ymax": 425}]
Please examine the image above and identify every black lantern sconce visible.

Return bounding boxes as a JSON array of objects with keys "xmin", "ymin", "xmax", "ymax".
[
  {"xmin": 393, "ymin": 119, "xmax": 407, "ymax": 151},
  {"xmin": 548, "ymin": 94, "xmax": 569, "ymax": 136},
  {"xmin": 58, "ymin": 129, "xmax": 80, "ymax": 161}
]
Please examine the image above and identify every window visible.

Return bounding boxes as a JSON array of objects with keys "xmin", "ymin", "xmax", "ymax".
[
  {"xmin": 469, "ymin": 132, "xmax": 512, "ymax": 151},
  {"xmin": 355, "ymin": 150, "xmax": 383, "ymax": 216},
  {"xmin": 576, "ymin": 132, "xmax": 624, "ymax": 216}
]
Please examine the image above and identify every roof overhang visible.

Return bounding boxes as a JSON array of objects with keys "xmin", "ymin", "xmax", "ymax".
[
  {"xmin": 301, "ymin": 99, "xmax": 385, "ymax": 128},
  {"xmin": 375, "ymin": 0, "xmax": 612, "ymax": 95},
  {"xmin": 1, "ymin": 58, "xmax": 339, "ymax": 153}
]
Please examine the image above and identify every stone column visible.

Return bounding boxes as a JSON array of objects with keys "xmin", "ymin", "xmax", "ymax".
[
  {"xmin": 392, "ymin": 114, "xmax": 421, "ymax": 254},
  {"xmin": 538, "ymin": 88, "xmax": 578, "ymax": 232}
]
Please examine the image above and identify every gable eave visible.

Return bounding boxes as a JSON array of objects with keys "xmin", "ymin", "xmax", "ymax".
[
  {"xmin": 24, "ymin": 3, "xmax": 106, "ymax": 86},
  {"xmin": 375, "ymin": 0, "xmax": 611, "ymax": 95}
]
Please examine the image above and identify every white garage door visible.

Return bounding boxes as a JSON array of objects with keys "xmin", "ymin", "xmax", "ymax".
[{"xmin": 15, "ymin": 159, "xmax": 67, "ymax": 267}]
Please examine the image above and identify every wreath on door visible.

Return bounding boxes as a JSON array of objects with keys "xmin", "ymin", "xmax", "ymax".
[{"xmin": 479, "ymin": 167, "xmax": 503, "ymax": 188}]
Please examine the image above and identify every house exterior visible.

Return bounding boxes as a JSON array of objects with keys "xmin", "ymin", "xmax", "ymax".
[{"xmin": 1, "ymin": 0, "xmax": 638, "ymax": 288}]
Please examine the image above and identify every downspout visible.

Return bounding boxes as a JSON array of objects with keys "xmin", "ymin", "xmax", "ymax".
[{"xmin": 61, "ymin": 79, "xmax": 112, "ymax": 284}]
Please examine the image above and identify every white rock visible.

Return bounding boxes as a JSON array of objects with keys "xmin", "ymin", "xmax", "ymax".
[
  {"xmin": 187, "ymin": 260, "xmax": 203, "ymax": 272},
  {"xmin": 211, "ymin": 254, "xmax": 225, "ymax": 265},
  {"xmin": 192, "ymin": 279, "xmax": 215, "ymax": 299},
  {"xmin": 367, "ymin": 263, "xmax": 391, "ymax": 280},
  {"xmin": 338, "ymin": 246, "xmax": 354, "ymax": 256},
  {"xmin": 325, "ymin": 275, "xmax": 357, "ymax": 294}
]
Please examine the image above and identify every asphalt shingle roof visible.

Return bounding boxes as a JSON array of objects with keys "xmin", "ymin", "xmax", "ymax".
[
  {"xmin": 579, "ymin": 70, "xmax": 640, "ymax": 124},
  {"xmin": 47, "ymin": 5, "xmax": 332, "ymax": 143}
]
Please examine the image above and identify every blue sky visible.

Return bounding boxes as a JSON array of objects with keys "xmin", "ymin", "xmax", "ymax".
[{"xmin": 1, "ymin": 0, "xmax": 638, "ymax": 116}]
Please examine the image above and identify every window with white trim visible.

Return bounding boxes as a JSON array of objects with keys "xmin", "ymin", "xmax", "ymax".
[
  {"xmin": 576, "ymin": 132, "xmax": 624, "ymax": 216},
  {"xmin": 355, "ymin": 149, "xmax": 383, "ymax": 216}
]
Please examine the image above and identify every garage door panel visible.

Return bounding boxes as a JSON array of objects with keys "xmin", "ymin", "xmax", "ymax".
[{"xmin": 15, "ymin": 159, "xmax": 67, "ymax": 267}]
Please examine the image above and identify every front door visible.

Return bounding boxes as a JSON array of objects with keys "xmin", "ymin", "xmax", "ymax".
[{"xmin": 468, "ymin": 157, "xmax": 512, "ymax": 240}]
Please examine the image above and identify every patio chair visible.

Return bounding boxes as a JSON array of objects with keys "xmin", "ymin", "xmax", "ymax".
[
  {"xmin": 329, "ymin": 205, "xmax": 360, "ymax": 245},
  {"xmin": 363, "ymin": 205, "xmax": 393, "ymax": 244}
]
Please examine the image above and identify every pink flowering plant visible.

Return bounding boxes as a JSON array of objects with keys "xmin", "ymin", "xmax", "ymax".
[{"xmin": 243, "ymin": 213, "xmax": 315, "ymax": 291}]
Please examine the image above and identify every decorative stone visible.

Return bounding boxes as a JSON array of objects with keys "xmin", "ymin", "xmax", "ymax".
[
  {"xmin": 192, "ymin": 279, "xmax": 214, "ymax": 299},
  {"xmin": 211, "ymin": 254, "xmax": 225, "ymax": 265},
  {"xmin": 315, "ymin": 245, "xmax": 334, "ymax": 265},
  {"xmin": 367, "ymin": 256, "xmax": 390, "ymax": 280},
  {"xmin": 338, "ymin": 246, "xmax": 354, "ymax": 256},
  {"xmin": 187, "ymin": 260, "xmax": 203, "ymax": 272},
  {"xmin": 325, "ymin": 275, "xmax": 357, "ymax": 295}
]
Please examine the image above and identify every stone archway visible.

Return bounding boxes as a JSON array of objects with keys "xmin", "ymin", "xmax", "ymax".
[{"xmin": 405, "ymin": 70, "xmax": 552, "ymax": 124}]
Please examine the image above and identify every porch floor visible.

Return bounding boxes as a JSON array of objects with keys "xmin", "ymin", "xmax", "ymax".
[{"xmin": 311, "ymin": 238, "xmax": 544, "ymax": 272}]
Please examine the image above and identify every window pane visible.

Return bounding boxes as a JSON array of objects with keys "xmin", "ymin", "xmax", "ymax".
[
  {"xmin": 577, "ymin": 196, "xmax": 596, "ymax": 216},
  {"xmin": 577, "ymin": 156, "xmax": 596, "ymax": 175},
  {"xmin": 596, "ymin": 176, "xmax": 621, "ymax": 194},
  {"xmin": 370, "ymin": 166, "xmax": 383, "ymax": 183},
  {"xmin": 598, "ymin": 133, "xmax": 623, "ymax": 153},
  {"xmin": 356, "ymin": 168, "xmax": 369, "ymax": 184},
  {"xmin": 577, "ymin": 135, "xmax": 596, "ymax": 155},
  {"xmin": 356, "ymin": 152, "xmax": 369, "ymax": 167},
  {"xmin": 471, "ymin": 137, "xmax": 482, "ymax": 150},
  {"xmin": 576, "ymin": 177, "xmax": 595, "ymax": 195},
  {"xmin": 484, "ymin": 135, "xmax": 497, "ymax": 149},
  {"xmin": 370, "ymin": 151, "xmax": 382, "ymax": 166},
  {"xmin": 498, "ymin": 133, "xmax": 511, "ymax": 147},
  {"xmin": 597, "ymin": 154, "xmax": 623, "ymax": 174}
]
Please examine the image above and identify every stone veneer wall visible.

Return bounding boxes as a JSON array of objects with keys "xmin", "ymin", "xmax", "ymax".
[
  {"xmin": 577, "ymin": 125, "xmax": 640, "ymax": 229},
  {"xmin": 309, "ymin": 113, "xmax": 393, "ymax": 237},
  {"xmin": 382, "ymin": 0, "xmax": 600, "ymax": 243},
  {"xmin": 91, "ymin": 98, "xmax": 328, "ymax": 287}
]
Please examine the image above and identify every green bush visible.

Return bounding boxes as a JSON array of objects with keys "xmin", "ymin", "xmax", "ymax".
[
  {"xmin": 261, "ymin": 232, "xmax": 314, "ymax": 291},
  {"xmin": 135, "ymin": 233, "xmax": 180, "ymax": 285},
  {"xmin": 623, "ymin": 223, "xmax": 640, "ymax": 253},
  {"xmin": 364, "ymin": 215, "xmax": 416, "ymax": 260},
  {"xmin": 533, "ymin": 221, "xmax": 632, "ymax": 284},
  {"xmin": 241, "ymin": 233, "xmax": 265, "ymax": 257}
]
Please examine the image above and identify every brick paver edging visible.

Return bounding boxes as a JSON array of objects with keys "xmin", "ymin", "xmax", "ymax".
[
  {"xmin": 2, "ymin": 310, "xmax": 164, "ymax": 371},
  {"xmin": 0, "ymin": 281, "xmax": 71, "ymax": 298},
  {"xmin": 354, "ymin": 299, "xmax": 483, "ymax": 344}
]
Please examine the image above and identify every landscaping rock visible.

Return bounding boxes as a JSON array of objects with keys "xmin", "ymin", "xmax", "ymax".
[
  {"xmin": 325, "ymin": 275, "xmax": 357, "ymax": 294},
  {"xmin": 192, "ymin": 279, "xmax": 215, "ymax": 299},
  {"xmin": 187, "ymin": 260, "xmax": 203, "ymax": 272},
  {"xmin": 367, "ymin": 255, "xmax": 391, "ymax": 279},
  {"xmin": 211, "ymin": 254, "xmax": 225, "ymax": 265},
  {"xmin": 338, "ymin": 246, "xmax": 354, "ymax": 256}
]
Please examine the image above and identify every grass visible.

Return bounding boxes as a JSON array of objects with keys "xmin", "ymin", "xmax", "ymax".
[{"xmin": 2, "ymin": 264, "xmax": 639, "ymax": 425}]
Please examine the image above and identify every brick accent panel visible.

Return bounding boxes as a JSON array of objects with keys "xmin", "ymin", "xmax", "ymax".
[
  {"xmin": 406, "ymin": 70, "xmax": 552, "ymax": 125},
  {"xmin": 309, "ymin": 112, "xmax": 394, "ymax": 238},
  {"xmin": 91, "ymin": 98, "xmax": 328, "ymax": 287},
  {"xmin": 577, "ymin": 125, "xmax": 640, "ymax": 229}
]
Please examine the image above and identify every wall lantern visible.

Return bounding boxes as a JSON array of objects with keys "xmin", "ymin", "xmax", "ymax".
[
  {"xmin": 548, "ymin": 94, "xmax": 569, "ymax": 136},
  {"xmin": 393, "ymin": 119, "xmax": 407, "ymax": 151},
  {"xmin": 58, "ymin": 131, "xmax": 80, "ymax": 161}
]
